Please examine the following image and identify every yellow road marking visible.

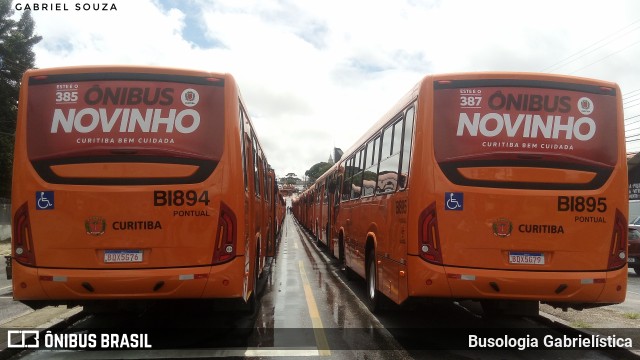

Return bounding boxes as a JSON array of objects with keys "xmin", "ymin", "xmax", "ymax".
[{"xmin": 298, "ymin": 260, "xmax": 330, "ymax": 356}]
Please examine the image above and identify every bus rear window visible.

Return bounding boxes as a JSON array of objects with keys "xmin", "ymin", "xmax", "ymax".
[
  {"xmin": 26, "ymin": 74, "xmax": 225, "ymax": 185},
  {"xmin": 433, "ymin": 80, "xmax": 618, "ymax": 190}
]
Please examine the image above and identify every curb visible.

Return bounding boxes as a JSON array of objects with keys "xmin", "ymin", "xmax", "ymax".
[{"xmin": 539, "ymin": 310, "xmax": 640, "ymax": 359}]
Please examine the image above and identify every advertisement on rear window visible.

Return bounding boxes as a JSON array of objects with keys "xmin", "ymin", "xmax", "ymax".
[
  {"xmin": 434, "ymin": 86, "xmax": 618, "ymax": 166},
  {"xmin": 26, "ymin": 80, "xmax": 224, "ymax": 161}
]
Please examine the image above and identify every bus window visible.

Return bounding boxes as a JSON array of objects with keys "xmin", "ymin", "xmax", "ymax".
[
  {"xmin": 392, "ymin": 119, "xmax": 403, "ymax": 155},
  {"xmin": 240, "ymin": 107, "xmax": 249, "ymax": 190},
  {"xmin": 350, "ymin": 149, "xmax": 363, "ymax": 199},
  {"xmin": 263, "ymin": 159, "xmax": 269, "ymax": 202},
  {"xmin": 334, "ymin": 174, "xmax": 342, "ymax": 205},
  {"xmin": 253, "ymin": 137, "xmax": 262, "ymax": 198},
  {"xmin": 434, "ymin": 81, "xmax": 617, "ymax": 190},
  {"xmin": 323, "ymin": 179, "xmax": 329, "ymax": 204},
  {"xmin": 341, "ymin": 157, "xmax": 353, "ymax": 202},
  {"xmin": 398, "ymin": 106, "xmax": 415, "ymax": 190},
  {"xmin": 362, "ymin": 136, "xmax": 379, "ymax": 197},
  {"xmin": 376, "ymin": 120, "xmax": 401, "ymax": 194},
  {"xmin": 27, "ymin": 74, "xmax": 225, "ymax": 185},
  {"xmin": 265, "ymin": 168, "xmax": 271, "ymax": 203}
]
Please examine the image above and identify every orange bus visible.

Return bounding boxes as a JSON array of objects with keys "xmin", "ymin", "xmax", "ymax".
[
  {"xmin": 266, "ymin": 168, "xmax": 286, "ymax": 257},
  {"xmin": 296, "ymin": 169, "xmax": 339, "ymax": 249},
  {"xmin": 295, "ymin": 184, "xmax": 317, "ymax": 236},
  {"xmin": 300, "ymin": 72, "xmax": 628, "ymax": 315},
  {"xmin": 10, "ymin": 65, "xmax": 278, "ymax": 311}
]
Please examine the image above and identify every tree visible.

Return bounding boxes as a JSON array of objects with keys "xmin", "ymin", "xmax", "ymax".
[
  {"xmin": 304, "ymin": 162, "xmax": 332, "ymax": 184},
  {"xmin": 280, "ymin": 173, "xmax": 300, "ymax": 185},
  {"xmin": 0, "ymin": 0, "xmax": 41, "ymax": 199}
]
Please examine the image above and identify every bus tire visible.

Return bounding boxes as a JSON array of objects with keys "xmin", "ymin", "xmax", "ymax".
[
  {"xmin": 365, "ymin": 249, "xmax": 381, "ymax": 313},
  {"xmin": 633, "ymin": 267, "xmax": 640, "ymax": 276}
]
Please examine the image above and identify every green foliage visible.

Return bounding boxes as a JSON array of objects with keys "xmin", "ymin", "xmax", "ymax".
[
  {"xmin": 284, "ymin": 177, "xmax": 298, "ymax": 185},
  {"xmin": 280, "ymin": 173, "xmax": 300, "ymax": 185},
  {"xmin": 0, "ymin": 0, "xmax": 41, "ymax": 198},
  {"xmin": 304, "ymin": 162, "xmax": 332, "ymax": 184},
  {"xmin": 624, "ymin": 312, "xmax": 640, "ymax": 320}
]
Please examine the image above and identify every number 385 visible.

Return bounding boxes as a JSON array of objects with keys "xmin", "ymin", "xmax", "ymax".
[{"xmin": 55, "ymin": 91, "xmax": 78, "ymax": 103}]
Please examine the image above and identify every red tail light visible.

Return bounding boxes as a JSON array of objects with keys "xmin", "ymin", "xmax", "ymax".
[
  {"xmin": 418, "ymin": 202, "xmax": 443, "ymax": 264},
  {"xmin": 212, "ymin": 203, "xmax": 237, "ymax": 264},
  {"xmin": 13, "ymin": 202, "xmax": 36, "ymax": 266},
  {"xmin": 608, "ymin": 209, "xmax": 627, "ymax": 270}
]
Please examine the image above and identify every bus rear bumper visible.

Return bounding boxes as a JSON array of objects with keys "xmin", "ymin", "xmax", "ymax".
[
  {"xmin": 407, "ymin": 256, "xmax": 627, "ymax": 304},
  {"xmin": 10, "ymin": 257, "xmax": 248, "ymax": 301}
]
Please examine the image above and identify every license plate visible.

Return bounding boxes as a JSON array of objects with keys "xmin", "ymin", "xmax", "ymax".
[
  {"xmin": 509, "ymin": 252, "xmax": 544, "ymax": 265},
  {"xmin": 104, "ymin": 250, "xmax": 143, "ymax": 263},
  {"xmin": 629, "ymin": 258, "xmax": 636, "ymax": 263}
]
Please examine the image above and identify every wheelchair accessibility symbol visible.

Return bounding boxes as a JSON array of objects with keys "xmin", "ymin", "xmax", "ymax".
[
  {"xmin": 36, "ymin": 191, "xmax": 55, "ymax": 210},
  {"xmin": 445, "ymin": 192, "xmax": 463, "ymax": 211}
]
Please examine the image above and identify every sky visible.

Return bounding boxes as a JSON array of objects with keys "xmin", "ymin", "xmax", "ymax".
[{"xmin": 12, "ymin": 0, "xmax": 640, "ymax": 180}]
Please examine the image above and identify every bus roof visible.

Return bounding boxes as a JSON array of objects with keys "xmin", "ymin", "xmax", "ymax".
[{"xmin": 24, "ymin": 65, "xmax": 231, "ymax": 79}]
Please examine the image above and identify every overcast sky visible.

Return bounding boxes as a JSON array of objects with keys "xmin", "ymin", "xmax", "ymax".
[{"xmin": 14, "ymin": 0, "xmax": 640, "ymax": 179}]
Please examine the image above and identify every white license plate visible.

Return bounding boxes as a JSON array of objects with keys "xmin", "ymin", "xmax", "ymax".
[
  {"xmin": 629, "ymin": 258, "xmax": 636, "ymax": 263},
  {"xmin": 509, "ymin": 252, "xmax": 544, "ymax": 265},
  {"xmin": 104, "ymin": 250, "xmax": 143, "ymax": 263}
]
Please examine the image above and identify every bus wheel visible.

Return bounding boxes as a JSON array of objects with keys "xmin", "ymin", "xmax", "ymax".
[
  {"xmin": 365, "ymin": 250, "xmax": 380, "ymax": 313},
  {"xmin": 634, "ymin": 267, "xmax": 640, "ymax": 276}
]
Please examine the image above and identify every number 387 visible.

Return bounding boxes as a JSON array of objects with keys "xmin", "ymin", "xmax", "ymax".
[{"xmin": 460, "ymin": 96, "xmax": 482, "ymax": 107}]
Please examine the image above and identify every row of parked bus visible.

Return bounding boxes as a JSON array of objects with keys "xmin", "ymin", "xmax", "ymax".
[
  {"xmin": 293, "ymin": 72, "xmax": 629, "ymax": 315},
  {"xmin": 8, "ymin": 67, "xmax": 629, "ymax": 315}
]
